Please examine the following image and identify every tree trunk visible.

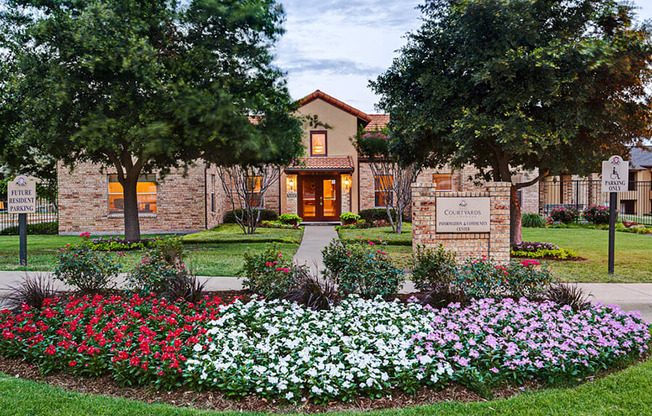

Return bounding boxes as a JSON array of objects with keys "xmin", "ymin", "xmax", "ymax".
[
  {"xmin": 510, "ymin": 186, "xmax": 522, "ymax": 245},
  {"xmin": 123, "ymin": 173, "xmax": 141, "ymax": 241}
]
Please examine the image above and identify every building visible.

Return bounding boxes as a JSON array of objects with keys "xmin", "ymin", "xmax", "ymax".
[{"xmin": 58, "ymin": 90, "xmax": 540, "ymax": 234}]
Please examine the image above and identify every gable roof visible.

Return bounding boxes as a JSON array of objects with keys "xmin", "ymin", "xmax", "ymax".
[
  {"xmin": 365, "ymin": 114, "xmax": 390, "ymax": 131},
  {"xmin": 297, "ymin": 90, "xmax": 372, "ymax": 123},
  {"xmin": 630, "ymin": 146, "xmax": 652, "ymax": 169}
]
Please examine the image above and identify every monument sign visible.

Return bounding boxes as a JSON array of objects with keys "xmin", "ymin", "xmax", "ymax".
[{"xmin": 436, "ymin": 197, "xmax": 491, "ymax": 233}]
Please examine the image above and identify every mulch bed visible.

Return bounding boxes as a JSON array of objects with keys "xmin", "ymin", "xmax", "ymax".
[{"xmin": 0, "ymin": 354, "xmax": 542, "ymax": 413}]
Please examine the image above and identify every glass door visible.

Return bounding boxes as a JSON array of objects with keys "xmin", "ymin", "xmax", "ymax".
[{"xmin": 299, "ymin": 175, "xmax": 341, "ymax": 221}]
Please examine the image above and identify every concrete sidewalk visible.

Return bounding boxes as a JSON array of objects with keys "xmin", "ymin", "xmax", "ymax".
[
  {"xmin": 0, "ymin": 270, "xmax": 649, "ymax": 320},
  {"xmin": 292, "ymin": 225, "xmax": 338, "ymax": 275}
]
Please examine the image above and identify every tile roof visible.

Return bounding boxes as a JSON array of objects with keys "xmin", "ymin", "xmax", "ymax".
[
  {"xmin": 298, "ymin": 90, "xmax": 372, "ymax": 122},
  {"xmin": 365, "ymin": 114, "xmax": 390, "ymax": 131},
  {"xmin": 630, "ymin": 146, "xmax": 652, "ymax": 169},
  {"xmin": 285, "ymin": 156, "xmax": 354, "ymax": 173}
]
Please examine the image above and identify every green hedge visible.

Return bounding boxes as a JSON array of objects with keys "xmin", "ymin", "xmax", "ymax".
[
  {"xmin": 0, "ymin": 221, "xmax": 58, "ymax": 235},
  {"xmin": 223, "ymin": 209, "xmax": 278, "ymax": 224},
  {"xmin": 358, "ymin": 208, "xmax": 411, "ymax": 223}
]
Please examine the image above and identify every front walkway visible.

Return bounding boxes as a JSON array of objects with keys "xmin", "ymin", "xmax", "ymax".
[{"xmin": 292, "ymin": 225, "xmax": 338, "ymax": 276}]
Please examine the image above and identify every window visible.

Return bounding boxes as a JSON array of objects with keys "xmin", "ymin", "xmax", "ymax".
[
  {"xmin": 311, "ymin": 131, "xmax": 327, "ymax": 156},
  {"xmin": 374, "ymin": 175, "xmax": 393, "ymax": 207},
  {"xmin": 108, "ymin": 174, "xmax": 157, "ymax": 215},
  {"xmin": 245, "ymin": 176, "xmax": 264, "ymax": 208},
  {"xmin": 432, "ymin": 173, "xmax": 452, "ymax": 191},
  {"xmin": 628, "ymin": 171, "xmax": 636, "ymax": 191}
]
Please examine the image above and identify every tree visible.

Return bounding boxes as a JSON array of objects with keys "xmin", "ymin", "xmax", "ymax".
[
  {"xmin": 371, "ymin": 0, "xmax": 652, "ymax": 244},
  {"xmin": 217, "ymin": 164, "xmax": 280, "ymax": 235},
  {"xmin": 353, "ymin": 128, "xmax": 421, "ymax": 234},
  {"xmin": 0, "ymin": 0, "xmax": 303, "ymax": 240}
]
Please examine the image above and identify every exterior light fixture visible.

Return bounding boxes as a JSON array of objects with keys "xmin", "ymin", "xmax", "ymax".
[{"xmin": 287, "ymin": 176, "xmax": 297, "ymax": 193}]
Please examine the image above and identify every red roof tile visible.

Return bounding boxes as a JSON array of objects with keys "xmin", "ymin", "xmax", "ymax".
[
  {"xmin": 286, "ymin": 156, "xmax": 354, "ymax": 173},
  {"xmin": 365, "ymin": 114, "xmax": 390, "ymax": 131},
  {"xmin": 297, "ymin": 90, "xmax": 372, "ymax": 122}
]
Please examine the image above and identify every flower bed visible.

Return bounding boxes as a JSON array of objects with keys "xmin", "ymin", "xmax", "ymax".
[
  {"xmin": 511, "ymin": 241, "xmax": 579, "ymax": 260},
  {"xmin": 0, "ymin": 295, "xmax": 648, "ymax": 404}
]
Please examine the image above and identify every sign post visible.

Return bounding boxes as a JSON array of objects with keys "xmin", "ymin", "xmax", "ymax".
[
  {"xmin": 7, "ymin": 176, "xmax": 37, "ymax": 266},
  {"xmin": 601, "ymin": 156, "xmax": 629, "ymax": 275}
]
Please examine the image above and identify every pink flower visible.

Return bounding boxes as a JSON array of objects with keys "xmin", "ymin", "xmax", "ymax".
[
  {"xmin": 369, "ymin": 241, "xmax": 375, "ymax": 245},
  {"xmin": 278, "ymin": 253, "xmax": 283, "ymax": 258},
  {"xmin": 79, "ymin": 232, "xmax": 91, "ymax": 238}
]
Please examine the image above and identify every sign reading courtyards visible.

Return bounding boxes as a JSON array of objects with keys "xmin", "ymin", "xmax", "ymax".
[{"xmin": 436, "ymin": 197, "xmax": 491, "ymax": 233}]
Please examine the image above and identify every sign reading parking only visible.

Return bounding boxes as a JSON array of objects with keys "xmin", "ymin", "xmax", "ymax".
[{"xmin": 601, "ymin": 155, "xmax": 629, "ymax": 193}]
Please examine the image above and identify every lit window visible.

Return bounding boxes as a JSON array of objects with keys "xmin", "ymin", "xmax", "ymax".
[
  {"xmin": 433, "ymin": 173, "xmax": 452, "ymax": 191},
  {"xmin": 246, "ymin": 176, "xmax": 264, "ymax": 208},
  {"xmin": 108, "ymin": 174, "xmax": 157, "ymax": 214},
  {"xmin": 311, "ymin": 131, "xmax": 327, "ymax": 156},
  {"xmin": 374, "ymin": 175, "xmax": 393, "ymax": 207}
]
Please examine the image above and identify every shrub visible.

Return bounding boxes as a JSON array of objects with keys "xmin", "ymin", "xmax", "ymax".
[
  {"xmin": 340, "ymin": 212, "xmax": 360, "ymax": 225},
  {"xmin": 128, "ymin": 249, "xmax": 189, "ymax": 295},
  {"xmin": 0, "ymin": 221, "xmax": 58, "ymax": 235},
  {"xmin": 223, "ymin": 209, "xmax": 277, "ymax": 224},
  {"xmin": 260, "ymin": 220, "xmax": 301, "ymax": 230},
  {"xmin": 451, "ymin": 257, "xmax": 553, "ymax": 299},
  {"xmin": 240, "ymin": 244, "xmax": 305, "ymax": 298},
  {"xmin": 86, "ymin": 236, "xmax": 161, "ymax": 251},
  {"xmin": 281, "ymin": 270, "xmax": 339, "ymax": 311},
  {"xmin": 162, "ymin": 274, "xmax": 207, "ymax": 303},
  {"xmin": 545, "ymin": 283, "xmax": 591, "ymax": 311},
  {"xmin": 511, "ymin": 248, "xmax": 579, "ymax": 260},
  {"xmin": 583, "ymin": 205, "xmax": 613, "ymax": 224},
  {"xmin": 550, "ymin": 206, "xmax": 579, "ymax": 223},
  {"xmin": 278, "ymin": 213, "xmax": 302, "ymax": 225},
  {"xmin": 411, "ymin": 244, "xmax": 457, "ymax": 291},
  {"xmin": 358, "ymin": 208, "xmax": 399, "ymax": 223},
  {"xmin": 521, "ymin": 213, "xmax": 545, "ymax": 228},
  {"xmin": 54, "ymin": 244, "xmax": 120, "ymax": 293},
  {"xmin": 322, "ymin": 239, "xmax": 404, "ymax": 297},
  {"xmin": 2, "ymin": 273, "xmax": 57, "ymax": 312}
]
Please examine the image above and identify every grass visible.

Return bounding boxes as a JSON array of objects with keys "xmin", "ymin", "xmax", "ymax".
[
  {"xmin": 338, "ymin": 224, "xmax": 412, "ymax": 246},
  {"xmin": 0, "ymin": 227, "xmax": 302, "ymax": 277},
  {"xmin": 0, "ymin": 358, "xmax": 650, "ymax": 415},
  {"xmin": 182, "ymin": 223, "xmax": 304, "ymax": 244},
  {"xmin": 521, "ymin": 228, "xmax": 652, "ymax": 283}
]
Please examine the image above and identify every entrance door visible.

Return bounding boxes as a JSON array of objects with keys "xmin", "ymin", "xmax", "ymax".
[{"xmin": 299, "ymin": 175, "xmax": 341, "ymax": 221}]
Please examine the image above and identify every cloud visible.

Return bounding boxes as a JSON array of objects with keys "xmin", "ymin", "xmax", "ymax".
[{"xmin": 274, "ymin": 0, "xmax": 422, "ymax": 112}]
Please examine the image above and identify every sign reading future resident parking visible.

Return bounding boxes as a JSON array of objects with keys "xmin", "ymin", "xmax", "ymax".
[
  {"xmin": 601, "ymin": 155, "xmax": 629, "ymax": 193},
  {"xmin": 7, "ymin": 175, "xmax": 37, "ymax": 214},
  {"xmin": 436, "ymin": 197, "xmax": 491, "ymax": 233}
]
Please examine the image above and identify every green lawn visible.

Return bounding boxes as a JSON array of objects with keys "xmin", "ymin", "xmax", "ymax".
[
  {"xmin": 0, "ymin": 226, "xmax": 302, "ymax": 277},
  {"xmin": 182, "ymin": 223, "xmax": 304, "ymax": 244},
  {"xmin": 0, "ymin": 358, "xmax": 650, "ymax": 415},
  {"xmin": 338, "ymin": 224, "xmax": 412, "ymax": 246},
  {"xmin": 522, "ymin": 228, "xmax": 652, "ymax": 283}
]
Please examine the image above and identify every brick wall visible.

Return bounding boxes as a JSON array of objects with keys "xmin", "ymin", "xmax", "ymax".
[
  {"xmin": 412, "ymin": 182, "xmax": 511, "ymax": 263},
  {"xmin": 58, "ymin": 162, "xmax": 207, "ymax": 234}
]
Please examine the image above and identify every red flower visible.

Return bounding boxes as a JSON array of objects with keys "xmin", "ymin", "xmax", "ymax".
[{"xmin": 69, "ymin": 361, "xmax": 77, "ymax": 367}]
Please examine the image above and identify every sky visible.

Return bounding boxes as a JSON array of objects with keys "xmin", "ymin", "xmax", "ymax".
[{"xmin": 273, "ymin": 0, "xmax": 652, "ymax": 114}]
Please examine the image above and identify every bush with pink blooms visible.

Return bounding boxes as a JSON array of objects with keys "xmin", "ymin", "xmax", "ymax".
[
  {"xmin": 452, "ymin": 256, "xmax": 553, "ymax": 299},
  {"xmin": 322, "ymin": 239, "xmax": 404, "ymax": 297},
  {"xmin": 240, "ymin": 244, "xmax": 306, "ymax": 298},
  {"xmin": 583, "ymin": 205, "xmax": 613, "ymax": 224}
]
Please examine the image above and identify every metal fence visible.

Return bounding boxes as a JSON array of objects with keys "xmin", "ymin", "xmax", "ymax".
[
  {"xmin": 0, "ymin": 197, "xmax": 58, "ymax": 234},
  {"xmin": 539, "ymin": 180, "xmax": 652, "ymax": 226}
]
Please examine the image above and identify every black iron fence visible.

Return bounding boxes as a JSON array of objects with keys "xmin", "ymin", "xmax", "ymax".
[
  {"xmin": 0, "ymin": 196, "xmax": 58, "ymax": 234},
  {"xmin": 539, "ymin": 180, "xmax": 652, "ymax": 226}
]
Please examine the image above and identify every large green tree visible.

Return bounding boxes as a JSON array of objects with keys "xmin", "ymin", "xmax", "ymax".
[
  {"xmin": 0, "ymin": 0, "xmax": 303, "ymax": 240},
  {"xmin": 372, "ymin": 0, "xmax": 652, "ymax": 243}
]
